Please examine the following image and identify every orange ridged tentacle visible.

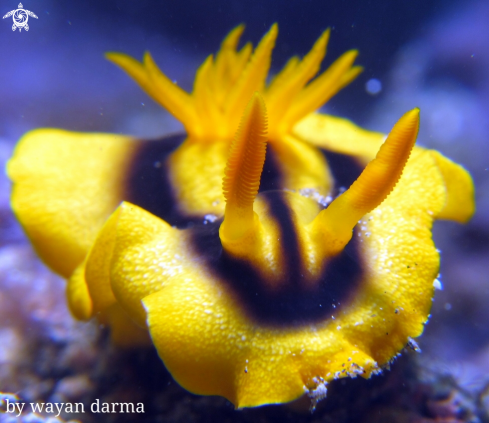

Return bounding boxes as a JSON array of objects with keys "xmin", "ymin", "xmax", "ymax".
[
  {"xmin": 310, "ymin": 108, "xmax": 420, "ymax": 254},
  {"xmin": 220, "ymin": 93, "xmax": 268, "ymax": 241}
]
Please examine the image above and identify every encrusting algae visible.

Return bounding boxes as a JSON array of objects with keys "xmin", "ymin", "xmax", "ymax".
[{"xmin": 7, "ymin": 24, "xmax": 475, "ymax": 408}]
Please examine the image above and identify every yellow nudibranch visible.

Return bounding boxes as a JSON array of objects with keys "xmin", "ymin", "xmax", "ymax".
[{"xmin": 7, "ymin": 24, "xmax": 475, "ymax": 408}]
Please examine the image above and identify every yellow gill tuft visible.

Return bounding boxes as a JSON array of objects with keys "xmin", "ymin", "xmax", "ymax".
[
  {"xmin": 108, "ymin": 24, "xmax": 360, "ymax": 144},
  {"xmin": 265, "ymin": 28, "xmax": 330, "ymax": 133}
]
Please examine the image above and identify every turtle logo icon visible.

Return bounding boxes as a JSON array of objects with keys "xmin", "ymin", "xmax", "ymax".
[{"xmin": 3, "ymin": 3, "xmax": 38, "ymax": 32}]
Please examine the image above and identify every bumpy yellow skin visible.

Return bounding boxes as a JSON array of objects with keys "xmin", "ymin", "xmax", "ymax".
[{"xmin": 7, "ymin": 24, "xmax": 475, "ymax": 408}]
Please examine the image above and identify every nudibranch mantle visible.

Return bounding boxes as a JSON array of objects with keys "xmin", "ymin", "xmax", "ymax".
[{"xmin": 6, "ymin": 24, "xmax": 475, "ymax": 408}]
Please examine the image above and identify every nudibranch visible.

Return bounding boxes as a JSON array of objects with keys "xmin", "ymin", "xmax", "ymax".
[
  {"xmin": 7, "ymin": 24, "xmax": 374, "ymax": 343},
  {"xmin": 7, "ymin": 24, "xmax": 475, "ymax": 408}
]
